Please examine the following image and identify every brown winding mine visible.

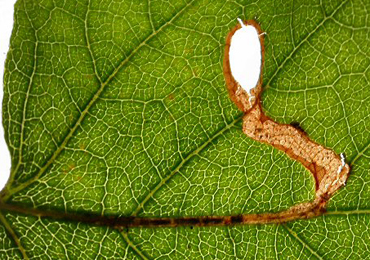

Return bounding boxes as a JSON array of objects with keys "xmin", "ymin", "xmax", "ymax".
[
  {"xmin": 224, "ymin": 20, "xmax": 350, "ymax": 214},
  {"xmin": 0, "ymin": 20, "xmax": 351, "ymax": 229}
]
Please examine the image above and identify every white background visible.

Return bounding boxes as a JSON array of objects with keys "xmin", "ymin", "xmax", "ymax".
[{"xmin": 0, "ymin": 0, "xmax": 17, "ymax": 190}]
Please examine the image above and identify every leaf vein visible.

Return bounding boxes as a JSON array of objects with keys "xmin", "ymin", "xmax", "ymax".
[
  {"xmin": 4, "ymin": 0, "xmax": 197, "ymax": 201},
  {"xmin": 265, "ymin": 0, "xmax": 350, "ymax": 88},
  {"xmin": 120, "ymin": 231, "xmax": 149, "ymax": 260},
  {"xmin": 131, "ymin": 114, "xmax": 243, "ymax": 216},
  {"xmin": 282, "ymin": 224, "xmax": 324, "ymax": 260},
  {"xmin": 0, "ymin": 212, "xmax": 29, "ymax": 260}
]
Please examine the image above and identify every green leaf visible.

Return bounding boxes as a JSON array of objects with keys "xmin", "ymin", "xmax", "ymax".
[{"xmin": 1, "ymin": 0, "xmax": 369, "ymax": 259}]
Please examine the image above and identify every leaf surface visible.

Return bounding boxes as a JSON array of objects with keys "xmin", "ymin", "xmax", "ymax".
[{"xmin": 1, "ymin": 0, "xmax": 370, "ymax": 259}]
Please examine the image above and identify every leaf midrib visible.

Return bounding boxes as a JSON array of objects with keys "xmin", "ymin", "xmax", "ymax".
[{"xmin": 4, "ymin": 0, "xmax": 355, "ymax": 216}]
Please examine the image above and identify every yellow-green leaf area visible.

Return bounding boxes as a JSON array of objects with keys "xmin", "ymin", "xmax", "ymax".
[{"xmin": 1, "ymin": 0, "xmax": 369, "ymax": 259}]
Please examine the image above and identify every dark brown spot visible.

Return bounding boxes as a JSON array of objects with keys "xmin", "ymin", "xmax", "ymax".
[
  {"xmin": 178, "ymin": 217, "xmax": 199, "ymax": 226},
  {"xmin": 147, "ymin": 218, "xmax": 172, "ymax": 226},
  {"xmin": 201, "ymin": 217, "xmax": 223, "ymax": 225},
  {"xmin": 231, "ymin": 215, "xmax": 244, "ymax": 224},
  {"xmin": 290, "ymin": 121, "xmax": 306, "ymax": 133}
]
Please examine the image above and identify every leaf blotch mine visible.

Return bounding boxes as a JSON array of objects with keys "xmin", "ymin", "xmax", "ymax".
[{"xmin": 223, "ymin": 19, "xmax": 350, "ymax": 217}]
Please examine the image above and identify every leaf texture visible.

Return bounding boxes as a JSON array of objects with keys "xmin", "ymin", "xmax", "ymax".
[{"xmin": 1, "ymin": 0, "xmax": 370, "ymax": 259}]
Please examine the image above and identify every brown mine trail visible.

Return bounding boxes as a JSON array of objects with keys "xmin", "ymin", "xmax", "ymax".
[
  {"xmin": 223, "ymin": 20, "xmax": 350, "ymax": 214},
  {"xmin": 0, "ymin": 20, "xmax": 351, "ymax": 229}
]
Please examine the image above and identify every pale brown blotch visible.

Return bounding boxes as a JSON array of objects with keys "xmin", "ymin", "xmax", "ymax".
[{"xmin": 224, "ymin": 19, "xmax": 350, "ymax": 212}]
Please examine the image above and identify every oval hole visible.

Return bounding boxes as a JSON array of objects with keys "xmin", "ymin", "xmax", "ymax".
[{"xmin": 229, "ymin": 18, "xmax": 262, "ymax": 99}]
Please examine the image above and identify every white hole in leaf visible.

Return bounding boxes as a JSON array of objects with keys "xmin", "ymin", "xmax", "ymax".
[{"xmin": 229, "ymin": 18, "xmax": 262, "ymax": 101}]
